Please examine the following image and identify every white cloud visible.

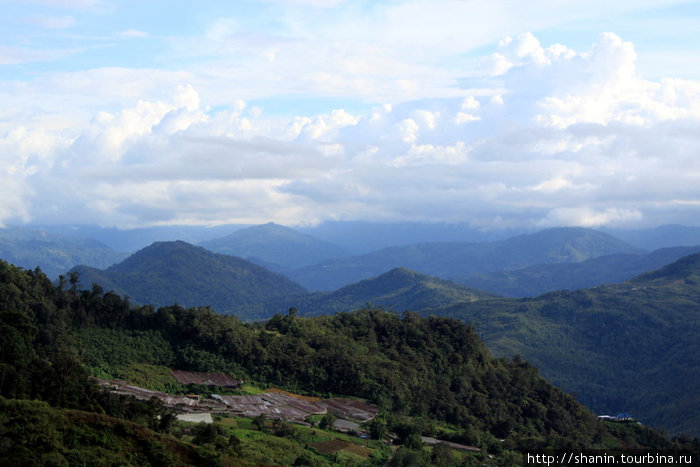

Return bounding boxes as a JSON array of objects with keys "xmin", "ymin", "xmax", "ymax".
[
  {"xmin": 539, "ymin": 207, "xmax": 644, "ymax": 228},
  {"xmin": 455, "ymin": 112, "xmax": 481, "ymax": 124},
  {"xmin": 397, "ymin": 119, "xmax": 420, "ymax": 143},
  {"xmin": 1, "ymin": 30, "xmax": 700, "ymax": 228},
  {"xmin": 299, "ymin": 109, "xmax": 360, "ymax": 140}
]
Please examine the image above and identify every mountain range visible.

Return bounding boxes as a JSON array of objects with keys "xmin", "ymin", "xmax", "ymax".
[
  {"xmin": 458, "ymin": 245, "xmax": 700, "ymax": 297},
  {"xmin": 8, "ymin": 221, "xmax": 700, "ymax": 437},
  {"xmin": 67, "ymin": 225, "xmax": 700, "ymax": 318},
  {"xmin": 67, "ymin": 226, "xmax": 643, "ymax": 319},
  {"xmin": 287, "ymin": 227, "xmax": 644, "ymax": 291},
  {"xmin": 7, "ymin": 222, "xmax": 700, "ymax": 284},
  {"xmin": 0, "ymin": 226, "xmax": 127, "ymax": 279}
]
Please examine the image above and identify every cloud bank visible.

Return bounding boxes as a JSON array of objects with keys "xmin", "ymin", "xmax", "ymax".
[{"xmin": 1, "ymin": 30, "xmax": 699, "ymax": 229}]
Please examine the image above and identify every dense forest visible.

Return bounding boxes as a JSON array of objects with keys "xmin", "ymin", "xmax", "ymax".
[
  {"xmin": 429, "ymin": 253, "xmax": 700, "ymax": 436},
  {"xmin": 71, "ymin": 241, "xmax": 307, "ymax": 312},
  {"xmin": 1, "ymin": 259, "xmax": 697, "ymax": 465}
]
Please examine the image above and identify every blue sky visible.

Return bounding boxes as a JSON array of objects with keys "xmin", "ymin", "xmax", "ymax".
[{"xmin": 1, "ymin": 0, "xmax": 700, "ymax": 229}]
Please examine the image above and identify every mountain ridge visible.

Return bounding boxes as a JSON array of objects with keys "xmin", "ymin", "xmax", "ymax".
[
  {"xmin": 458, "ymin": 245, "xmax": 700, "ymax": 297},
  {"xmin": 0, "ymin": 226, "xmax": 127, "ymax": 279},
  {"xmin": 425, "ymin": 252, "xmax": 700, "ymax": 436},
  {"xmin": 199, "ymin": 222, "xmax": 348, "ymax": 270},
  {"xmin": 289, "ymin": 227, "xmax": 644, "ymax": 291},
  {"xmin": 71, "ymin": 240, "xmax": 307, "ymax": 311},
  {"xmin": 251, "ymin": 266, "xmax": 498, "ymax": 320}
]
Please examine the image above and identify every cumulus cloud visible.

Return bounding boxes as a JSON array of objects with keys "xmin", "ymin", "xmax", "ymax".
[{"xmin": 2, "ymin": 32, "xmax": 700, "ymax": 228}]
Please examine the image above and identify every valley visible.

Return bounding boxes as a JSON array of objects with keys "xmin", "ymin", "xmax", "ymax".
[{"xmin": 1, "ymin": 222, "xmax": 699, "ymax": 465}]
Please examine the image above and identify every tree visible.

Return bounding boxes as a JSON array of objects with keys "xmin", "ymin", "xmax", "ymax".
[
  {"xmin": 253, "ymin": 413, "xmax": 268, "ymax": 432},
  {"xmin": 431, "ymin": 443, "xmax": 456, "ymax": 467},
  {"xmin": 369, "ymin": 417, "xmax": 387, "ymax": 440},
  {"xmin": 319, "ymin": 413, "xmax": 335, "ymax": 430}
]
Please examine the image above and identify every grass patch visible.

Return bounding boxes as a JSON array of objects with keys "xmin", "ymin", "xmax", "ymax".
[
  {"xmin": 238, "ymin": 384, "xmax": 266, "ymax": 395},
  {"xmin": 110, "ymin": 363, "xmax": 182, "ymax": 393}
]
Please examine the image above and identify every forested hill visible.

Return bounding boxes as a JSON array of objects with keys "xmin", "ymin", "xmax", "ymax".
[
  {"xmin": 71, "ymin": 240, "xmax": 307, "ymax": 311},
  {"xmin": 631, "ymin": 250, "xmax": 700, "ymax": 283},
  {"xmin": 428, "ymin": 253, "xmax": 700, "ymax": 436},
  {"xmin": 2, "ymin": 258, "xmax": 691, "ymax": 465},
  {"xmin": 256, "ymin": 267, "xmax": 498, "ymax": 320}
]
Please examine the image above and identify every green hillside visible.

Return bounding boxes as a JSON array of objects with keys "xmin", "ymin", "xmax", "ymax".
[
  {"xmin": 3, "ymin": 258, "xmax": 692, "ymax": 465},
  {"xmin": 200, "ymin": 222, "xmax": 347, "ymax": 270},
  {"xmin": 0, "ymin": 226, "xmax": 127, "ymax": 279},
  {"xmin": 290, "ymin": 227, "xmax": 643, "ymax": 291},
  {"xmin": 0, "ymin": 398, "xmax": 227, "ymax": 466},
  {"xmin": 253, "ymin": 267, "xmax": 497, "ymax": 320},
  {"xmin": 427, "ymin": 253, "xmax": 700, "ymax": 436},
  {"xmin": 70, "ymin": 241, "xmax": 307, "ymax": 311}
]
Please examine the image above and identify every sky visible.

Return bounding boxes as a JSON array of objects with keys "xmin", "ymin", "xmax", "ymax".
[{"xmin": 1, "ymin": 0, "xmax": 699, "ymax": 230}]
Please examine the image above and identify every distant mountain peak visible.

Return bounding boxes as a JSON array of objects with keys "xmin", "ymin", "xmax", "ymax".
[
  {"xmin": 246, "ymin": 222, "xmax": 292, "ymax": 232},
  {"xmin": 383, "ymin": 266, "xmax": 420, "ymax": 277},
  {"xmin": 199, "ymin": 223, "xmax": 347, "ymax": 269},
  {"xmin": 74, "ymin": 240, "xmax": 306, "ymax": 312},
  {"xmin": 337, "ymin": 266, "xmax": 497, "ymax": 301}
]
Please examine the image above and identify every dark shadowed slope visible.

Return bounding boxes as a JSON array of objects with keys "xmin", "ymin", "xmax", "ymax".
[{"xmin": 71, "ymin": 241, "xmax": 307, "ymax": 312}]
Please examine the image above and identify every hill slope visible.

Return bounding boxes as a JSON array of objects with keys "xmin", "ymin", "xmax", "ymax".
[
  {"xmin": 71, "ymin": 241, "xmax": 307, "ymax": 311},
  {"xmin": 0, "ymin": 226, "xmax": 127, "ymax": 278},
  {"xmin": 428, "ymin": 253, "xmax": 700, "ymax": 436},
  {"xmin": 458, "ymin": 245, "xmax": 700, "ymax": 297},
  {"xmin": 199, "ymin": 222, "xmax": 347, "ymax": 270},
  {"xmin": 290, "ymin": 227, "xmax": 643, "ymax": 291},
  {"xmin": 1, "ymin": 257, "xmax": 693, "ymax": 464},
  {"xmin": 251, "ymin": 267, "xmax": 498, "ymax": 320}
]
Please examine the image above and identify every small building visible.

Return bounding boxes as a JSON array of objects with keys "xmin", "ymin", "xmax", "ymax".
[
  {"xmin": 176, "ymin": 412, "xmax": 214, "ymax": 424},
  {"xmin": 597, "ymin": 413, "xmax": 635, "ymax": 422}
]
